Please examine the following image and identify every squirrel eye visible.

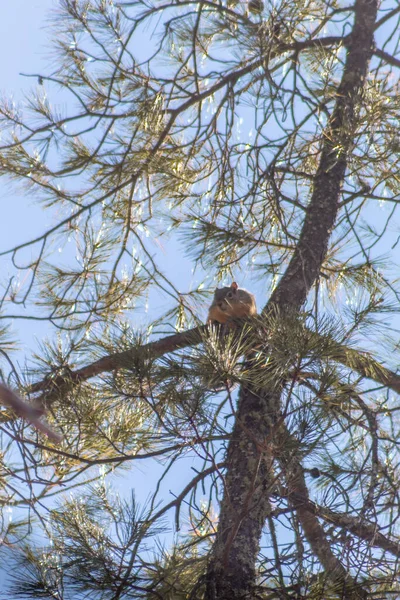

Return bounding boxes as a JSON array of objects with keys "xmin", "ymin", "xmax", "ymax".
[{"xmin": 226, "ymin": 291, "xmax": 233, "ymax": 299}]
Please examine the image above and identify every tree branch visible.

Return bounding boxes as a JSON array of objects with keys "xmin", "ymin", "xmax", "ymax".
[
  {"xmin": 374, "ymin": 47, "xmax": 400, "ymax": 70},
  {"xmin": 279, "ymin": 441, "xmax": 369, "ymax": 599},
  {"xmin": 312, "ymin": 499, "xmax": 400, "ymax": 559},
  {"xmin": 25, "ymin": 324, "xmax": 400, "ymax": 405},
  {"xmin": 275, "ymin": 483, "xmax": 400, "ymax": 559},
  {"xmin": 27, "ymin": 326, "xmax": 205, "ymax": 398}
]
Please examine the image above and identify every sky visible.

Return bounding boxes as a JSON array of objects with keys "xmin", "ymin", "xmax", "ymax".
[
  {"xmin": 0, "ymin": 0, "xmax": 200, "ymax": 337},
  {"xmin": 0, "ymin": 1, "xmax": 56, "ymax": 168},
  {"xmin": 0, "ymin": 1, "xmax": 60, "ymax": 344},
  {"xmin": 0, "ymin": 2, "xmax": 54, "ymax": 91},
  {"xmin": 0, "ymin": 1, "xmax": 209, "ymax": 569}
]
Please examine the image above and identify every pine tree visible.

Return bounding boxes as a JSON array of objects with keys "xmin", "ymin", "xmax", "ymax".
[{"xmin": 0, "ymin": 0, "xmax": 400, "ymax": 598}]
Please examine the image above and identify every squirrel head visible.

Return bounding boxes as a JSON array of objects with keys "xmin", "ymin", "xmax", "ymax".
[
  {"xmin": 208, "ymin": 282, "xmax": 256, "ymax": 324},
  {"xmin": 212, "ymin": 282, "xmax": 239, "ymax": 312},
  {"xmin": 208, "ymin": 282, "xmax": 257, "ymax": 323}
]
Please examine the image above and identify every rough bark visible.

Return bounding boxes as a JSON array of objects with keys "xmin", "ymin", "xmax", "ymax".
[
  {"xmin": 204, "ymin": 384, "xmax": 282, "ymax": 599},
  {"xmin": 204, "ymin": 0, "xmax": 378, "ymax": 597}
]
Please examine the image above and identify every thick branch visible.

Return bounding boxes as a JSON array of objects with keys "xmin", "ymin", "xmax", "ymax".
[
  {"xmin": 25, "ymin": 324, "xmax": 400, "ymax": 411},
  {"xmin": 374, "ymin": 47, "xmax": 400, "ymax": 69},
  {"xmin": 27, "ymin": 326, "xmax": 205, "ymax": 398},
  {"xmin": 311, "ymin": 500, "xmax": 400, "ymax": 559},
  {"xmin": 274, "ymin": 484, "xmax": 400, "ymax": 559},
  {"xmin": 268, "ymin": 14, "xmax": 376, "ymax": 311},
  {"xmin": 280, "ymin": 444, "xmax": 368, "ymax": 599}
]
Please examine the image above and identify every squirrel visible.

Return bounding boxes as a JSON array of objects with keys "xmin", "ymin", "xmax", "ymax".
[{"xmin": 207, "ymin": 282, "xmax": 257, "ymax": 324}]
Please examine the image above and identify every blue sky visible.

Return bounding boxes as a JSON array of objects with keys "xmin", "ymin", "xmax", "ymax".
[
  {"xmin": 0, "ymin": 1, "xmax": 209, "ymax": 560},
  {"xmin": 0, "ymin": 0, "xmax": 203, "ymax": 345},
  {"xmin": 0, "ymin": 1, "xmax": 55, "ymax": 210},
  {"xmin": 0, "ymin": 2, "xmax": 54, "ymax": 91},
  {"xmin": 0, "ymin": 1, "xmax": 57, "ymax": 320}
]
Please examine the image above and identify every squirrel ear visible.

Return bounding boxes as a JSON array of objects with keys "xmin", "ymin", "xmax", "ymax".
[{"xmin": 231, "ymin": 282, "xmax": 238, "ymax": 290}]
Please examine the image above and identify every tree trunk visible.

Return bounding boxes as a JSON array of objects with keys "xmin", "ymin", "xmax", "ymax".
[{"xmin": 205, "ymin": 0, "xmax": 378, "ymax": 596}]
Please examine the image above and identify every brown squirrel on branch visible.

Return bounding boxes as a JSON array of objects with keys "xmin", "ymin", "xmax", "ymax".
[
  {"xmin": 207, "ymin": 282, "xmax": 257, "ymax": 324},
  {"xmin": 0, "ymin": 284, "xmax": 256, "ymax": 441},
  {"xmin": 0, "ymin": 383, "xmax": 62, "ymax": 443}
]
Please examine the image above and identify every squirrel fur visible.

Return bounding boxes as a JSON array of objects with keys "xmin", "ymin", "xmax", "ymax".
[{"xmin": 207, "ymin": 282, "xmax": 257, "ymax": 324}]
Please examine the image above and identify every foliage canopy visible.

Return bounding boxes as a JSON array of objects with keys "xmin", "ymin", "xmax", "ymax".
[{"xmin": 1, "ymin": 0, "xmax": 400, "ymax": 598}]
